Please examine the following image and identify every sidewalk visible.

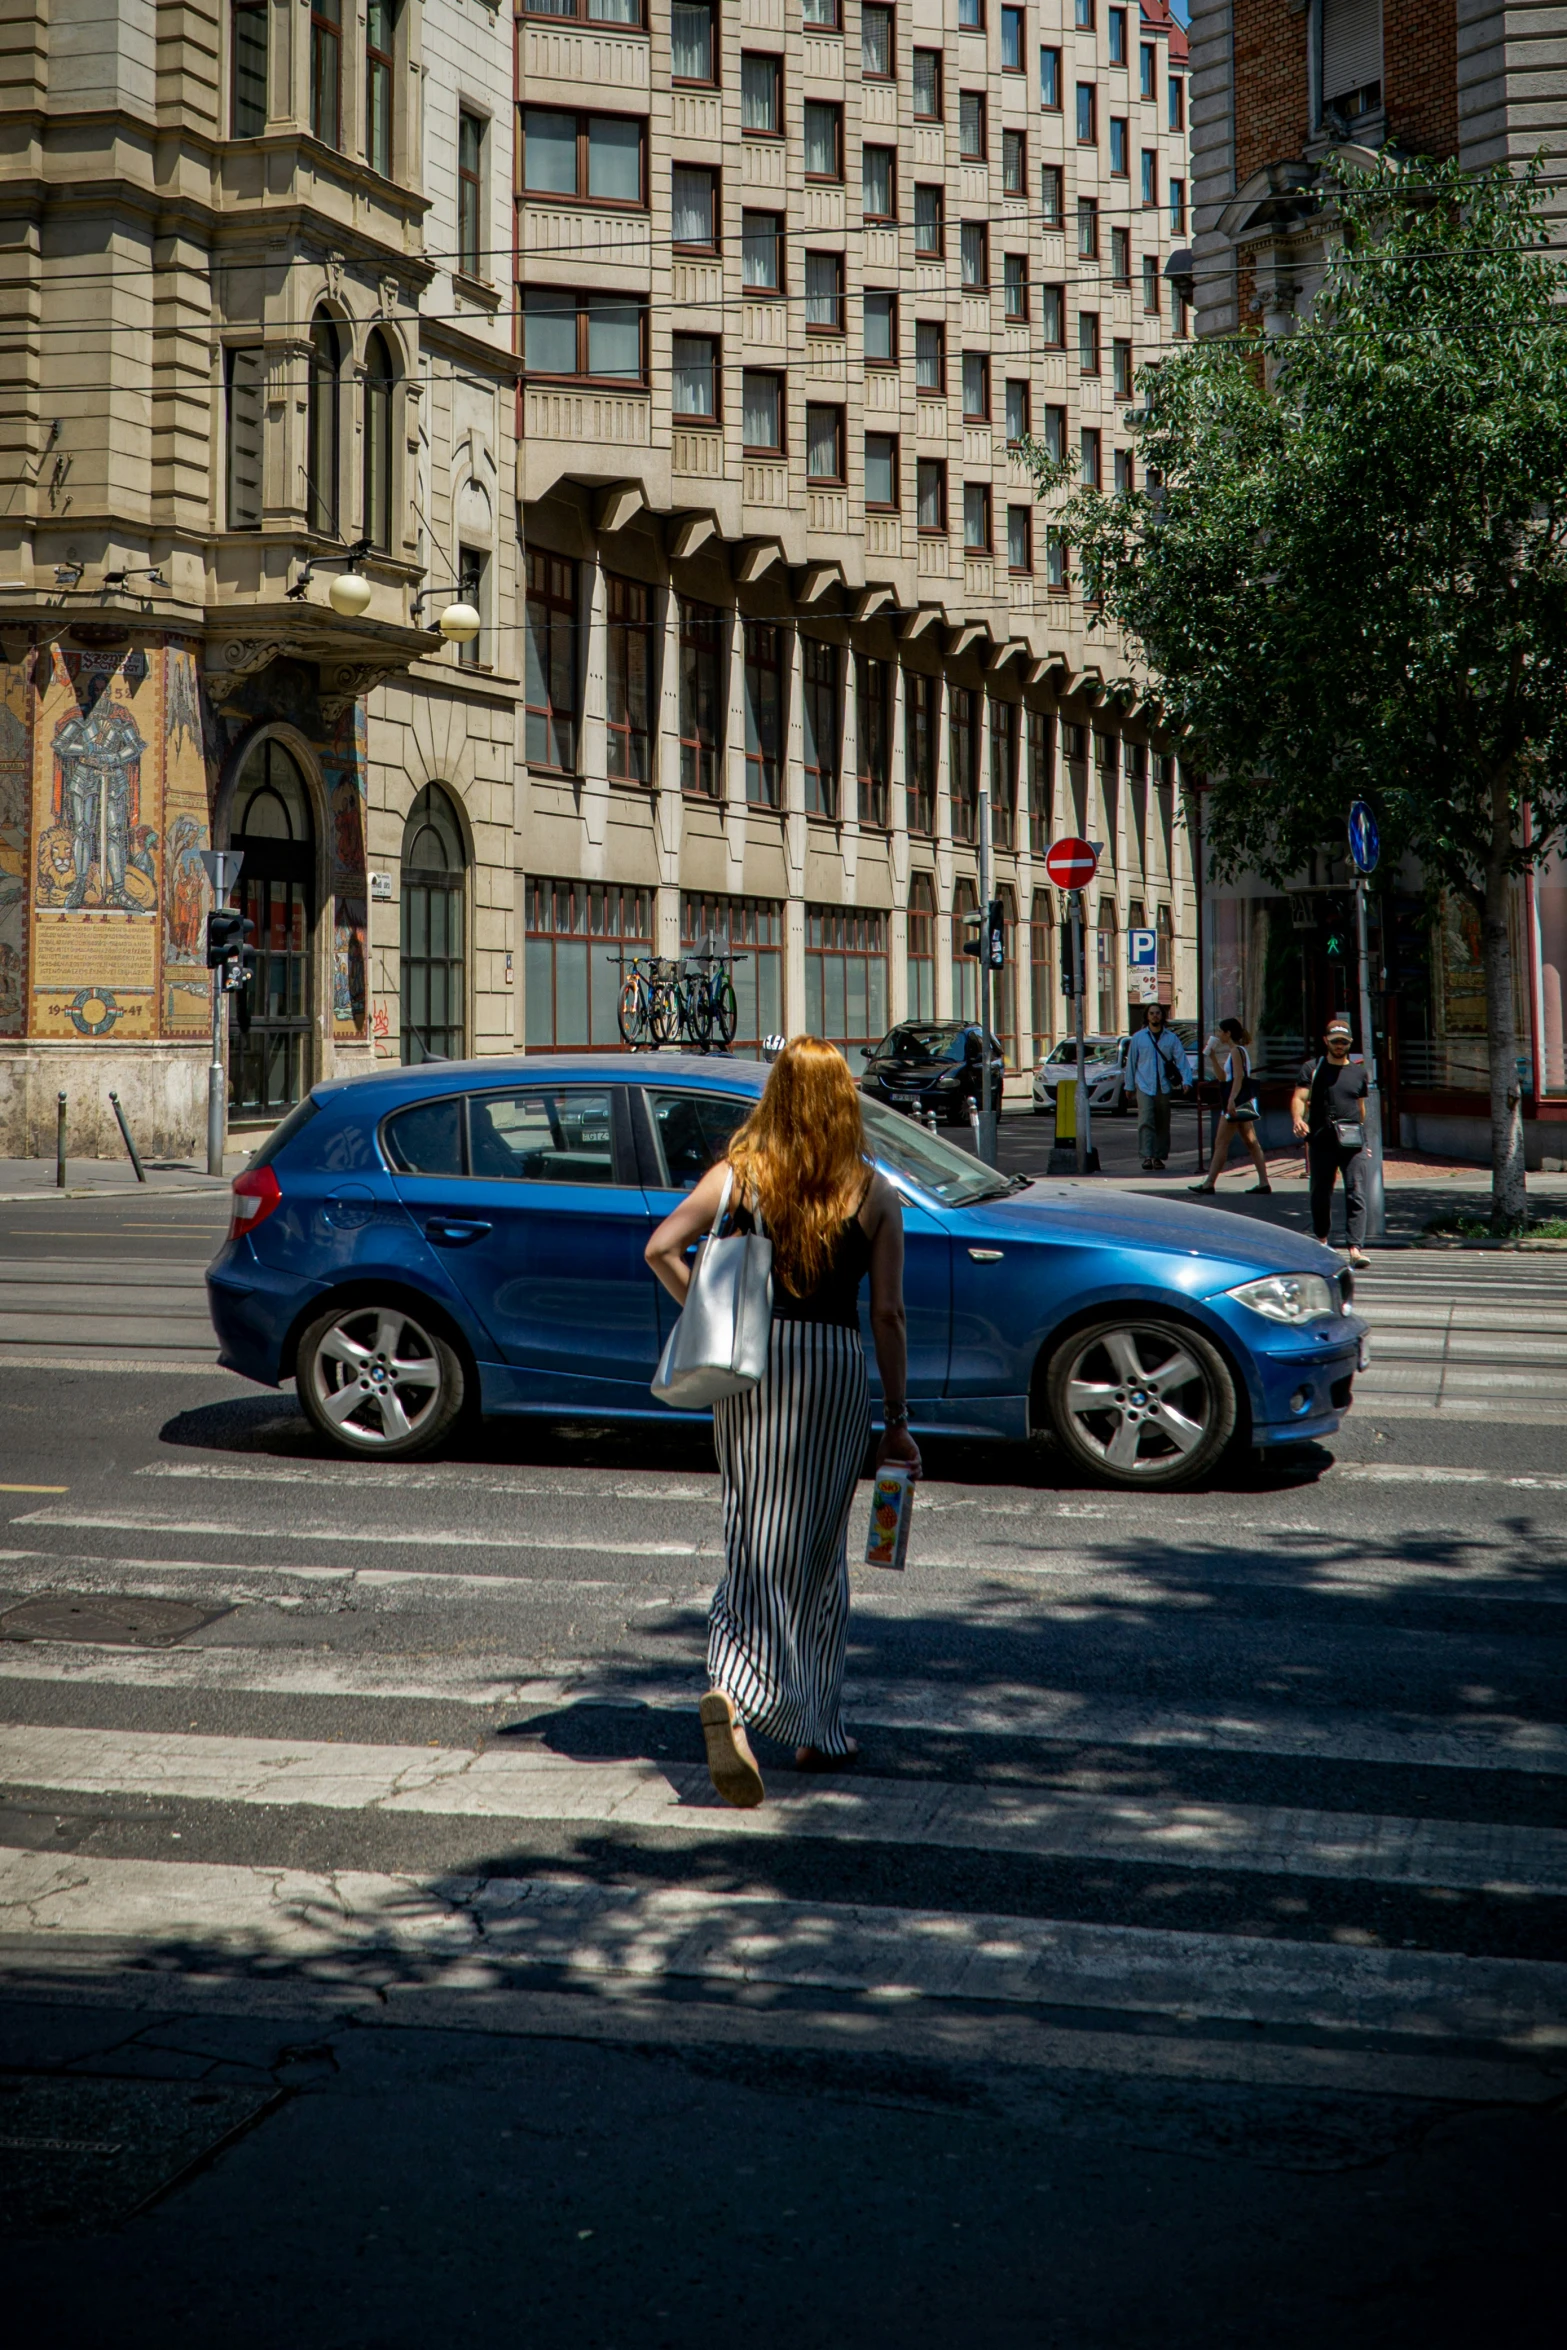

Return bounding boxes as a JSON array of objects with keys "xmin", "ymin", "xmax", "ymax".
[{"xmin": 0, "ymin": 1155, "xmax": 245, "ymax": 1201}]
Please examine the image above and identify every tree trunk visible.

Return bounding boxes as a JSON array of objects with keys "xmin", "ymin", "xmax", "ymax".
[{"xmin": 1482, "ymin": 838, "xmax": 1528, "ymax": 1228}]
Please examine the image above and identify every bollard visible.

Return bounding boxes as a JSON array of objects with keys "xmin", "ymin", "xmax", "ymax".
[
  {"xmin": 55, "ymin": 1091, "xmax": 66, "ymax": 1188},
  {"xmin": 108, "ymin": 1091, "xmax": 147, "ymax": 1183}
]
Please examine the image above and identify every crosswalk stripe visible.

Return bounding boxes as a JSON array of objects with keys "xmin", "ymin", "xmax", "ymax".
[
  {"xmin": 11, "ymin": 1509, "xmax": 717, "ymax": 1559},
  {"xmin": 0, "ymin": 1646, "xmax": 1560, "ymax": 1774},
  {"xmin": 2, "ymin": 1723, "xmax": 1561, "ymax": 1893},
  {"xmin": 3, "ymin": 1848, "xmax": 1562, "ymax": 2057}
]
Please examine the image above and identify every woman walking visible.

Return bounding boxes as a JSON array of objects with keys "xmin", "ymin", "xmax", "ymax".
[
  {"xmin": 645, "ymin": 1038, "xmax": 920, "ymax": 1809},
  {"xmin": 1189, "ymin": 1016, "xmax": 1273, "ymax": 1196}
]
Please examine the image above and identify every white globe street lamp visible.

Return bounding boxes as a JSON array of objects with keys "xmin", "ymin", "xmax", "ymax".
[
  {"xmin": 437, "ymin": 600, "xmax": 481, "ymax": 644},
  {"xmin": 328, "ymin": 570, "xmax": 374, "ymax": 620}
]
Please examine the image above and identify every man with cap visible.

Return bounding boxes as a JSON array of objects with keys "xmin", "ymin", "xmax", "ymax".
[{"xmin": 1292, "ymin": 1016, "xmax": 1371, "ymax": 1268}]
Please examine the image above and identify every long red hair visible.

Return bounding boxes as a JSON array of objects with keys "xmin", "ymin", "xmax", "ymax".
[{"xmin": 727, "ymin": 1038, "xmax": 869, "ymax": 1297}]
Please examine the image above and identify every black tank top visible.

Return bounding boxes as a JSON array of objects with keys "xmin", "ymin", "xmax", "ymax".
[{"xmin": 731, "ymin": 1188, "xmax": 873, "ymax": 1329}]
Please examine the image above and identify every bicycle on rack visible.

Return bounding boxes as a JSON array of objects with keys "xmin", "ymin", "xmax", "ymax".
[
  {"xmin": 616, "ymin": 953, "xmax": 679, "ymax": 1050},
  {"xmin": 616, "ymin": 946, "xmax": 746, "ymax": 1052},
  {"xmin": 679, "ymin": 948, "xmax": 743, "ymax": 1051}
]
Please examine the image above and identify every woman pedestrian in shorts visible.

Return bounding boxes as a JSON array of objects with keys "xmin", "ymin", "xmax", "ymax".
[
  {"xmin": 645, "ymin": 1037, "xmax": 921, "ymax": 1810},
  {"xmin": 1189, "ymin": 1016, "xmax": 1273, "ymax": 1196}
]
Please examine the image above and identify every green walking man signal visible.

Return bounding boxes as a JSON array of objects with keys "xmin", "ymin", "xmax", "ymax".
[{"xmin": 960, "ymin": 899, "xmax": 1005, "ymax": 969}]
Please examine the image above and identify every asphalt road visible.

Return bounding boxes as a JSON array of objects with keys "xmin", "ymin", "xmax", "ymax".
[{"xmin": 0, "ymin": 1186, "xmax": 1563, "ymax": 2346}]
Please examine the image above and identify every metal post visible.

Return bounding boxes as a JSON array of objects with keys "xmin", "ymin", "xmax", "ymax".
[
  {"xmin": 206, "ymin": 964, "xmax": 225, "ymax": 1179},
  {"xmin": 55, "ymin": 1091, "xmax": 66, "ymax": 1188},
  {"xmin": 1355, "ymin": 878, "xmax": 1387, "ymax": 1243},
  {"xmin": 976, "ymin": 775, "xmax": 998, "ymax": 1167},
  {"xmin": 108, "ymin": 1091, "xmax": 146, "ymax": 1183},
  {"xmin": 1072, "ymin": 893, "xmax": 1087, "ymax": 1176}
]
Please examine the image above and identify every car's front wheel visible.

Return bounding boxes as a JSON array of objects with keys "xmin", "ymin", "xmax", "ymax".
[
  {"xmin": 1044, "ymin": 1316, "xmax": 1237, "ymax": 1488},
  {"xmin": 297, "ymin": 1300, "xmax": 467, "ymax": 1459}
]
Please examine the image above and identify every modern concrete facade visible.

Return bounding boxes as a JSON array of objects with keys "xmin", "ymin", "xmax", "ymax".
[
  {"xmin": 0, "ymin": 0, "xmax": 516, "ymax": 1158},
  {"xmin": 516, "ymin": 0, "xmax": 1198, "ymax": 1079},
  {"xmin": 1184, "ymin": 0, "xmax": 1567, "ymax": 1163}
]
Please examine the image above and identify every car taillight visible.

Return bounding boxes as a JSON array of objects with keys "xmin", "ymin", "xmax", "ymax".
[{"xmin": 229, "ymin": 1164, "xmax": 282, "ymax": 1243}]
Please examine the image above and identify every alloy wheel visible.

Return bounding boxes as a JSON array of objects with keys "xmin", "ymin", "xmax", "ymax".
[
  {"xmin": 1047, "ymin": 1317, "xmax": 1234, "ymax": 1487},
  {"xmin": 304, "ymin": 1304, "xmax": 450, "ymax": 1452}
]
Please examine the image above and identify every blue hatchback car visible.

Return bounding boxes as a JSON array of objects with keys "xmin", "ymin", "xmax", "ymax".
[{"xmin": 208, "ymin": 1052, "xmax": 1366, "ymax": 1489}]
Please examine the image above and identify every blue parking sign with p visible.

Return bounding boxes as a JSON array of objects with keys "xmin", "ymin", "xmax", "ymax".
[{"xmin": 1128, "ymin": 929, "xmax": 1157, "ymax": 970}]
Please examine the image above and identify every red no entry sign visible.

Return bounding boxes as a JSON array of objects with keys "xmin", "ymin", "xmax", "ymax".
[{"xmin": 1045, "ymin": 837, "xmax": 1099, "ymax": 890}]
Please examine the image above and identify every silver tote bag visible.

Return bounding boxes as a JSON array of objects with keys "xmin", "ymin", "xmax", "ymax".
[{"xmin": 651, "ymin": 1170, "xmax": 774, "ymax": 1408}]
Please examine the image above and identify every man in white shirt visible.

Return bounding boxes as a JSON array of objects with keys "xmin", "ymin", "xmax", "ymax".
[{"xmin": 1124, "ymin": 1004, "xmax": 1188, "ymax": 1171}]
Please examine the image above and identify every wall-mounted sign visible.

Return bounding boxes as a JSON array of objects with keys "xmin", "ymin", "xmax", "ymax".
[{"xmin": 370, "ymin": 872, "xmax": 393, "ymax": 902}]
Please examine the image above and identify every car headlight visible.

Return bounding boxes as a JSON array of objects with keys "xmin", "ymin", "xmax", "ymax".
[{"xmin": 1226, "ymin": 1274, "xmax": 1338, "ymax": 1324}]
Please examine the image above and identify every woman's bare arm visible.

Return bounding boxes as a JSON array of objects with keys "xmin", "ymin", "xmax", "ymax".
[
  {"xmin": 864, "ymin": 1173, "xmax": 921, "ymax": 1474},
  {"xmin": 644, "ymin": 1160, "xmax": 732, "ymax": 1304}
]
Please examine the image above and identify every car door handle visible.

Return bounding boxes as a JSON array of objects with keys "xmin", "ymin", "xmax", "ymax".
[
  {"xmin": 967, "ymin": 1248, "xmax": 1004, "ymax": 1262},
  {"xmin": 424, "ymin": 1218, "xmax": 492, "ymax": 1246}
]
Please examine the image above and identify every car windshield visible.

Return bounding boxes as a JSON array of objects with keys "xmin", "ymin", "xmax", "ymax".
[
  {"xmin": 882, "ymin": 1024, "xmax": 965, "ymax": 1061},
  {"xmin": 859, "ymin": 1096, "xmax": 1011, "ymax": 1205}
]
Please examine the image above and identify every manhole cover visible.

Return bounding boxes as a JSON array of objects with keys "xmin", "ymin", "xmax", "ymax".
[
  {"xmin": 0, "ymin": 1595, "xmax": 226, "ymax": 1647},
  {"xmin": 0, "ymin": 2074, "xmax": 283, "ymax": 2234}
]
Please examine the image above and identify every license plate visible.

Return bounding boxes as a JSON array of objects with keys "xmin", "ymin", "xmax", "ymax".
[{"xmin": 1357, "ymin": 1335, "xmax": 1370, "ymax": 1371}]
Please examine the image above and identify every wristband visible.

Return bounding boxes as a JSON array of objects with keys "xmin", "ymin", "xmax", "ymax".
[{"xmin": 884, "ymin": 1403, "xmax": 910, "ymax": 1429}]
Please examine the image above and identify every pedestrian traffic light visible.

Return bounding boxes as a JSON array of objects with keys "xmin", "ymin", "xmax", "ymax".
[{"xmin": 206, "ymin": 907, "xmax": 250, "ymax": 968}]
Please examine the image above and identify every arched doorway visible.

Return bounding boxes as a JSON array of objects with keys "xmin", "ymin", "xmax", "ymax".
[
  {"xmin": 230, "ymin": 738, "xmax": 316, "ymax": 1116},
  {"xmin": 400, "ymin": 784, "xmax": 466, "ymax": 1062}
]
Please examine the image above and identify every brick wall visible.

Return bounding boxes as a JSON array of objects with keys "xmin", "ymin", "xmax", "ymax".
[
  {"xmin": 1384, "ymin": 0, "xmax": 1459, "ymax": 159},
  {"xmin": 1233, "ymin": 0, "xmax": 1309, "ymax": 188}
]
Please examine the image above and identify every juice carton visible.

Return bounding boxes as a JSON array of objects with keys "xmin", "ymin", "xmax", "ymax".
[{"xmin": 864, "ymin": 1464, "xmax": 914, "ymax": 1571}]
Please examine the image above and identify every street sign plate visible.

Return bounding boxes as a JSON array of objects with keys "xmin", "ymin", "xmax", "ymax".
[
  {"xmin": 1348, "ymin": 800, "xmax": 1380, "ymax": 875},
  {"xmin": 1045, "ymin": 836, "xmax": 1098, "ymax": 889},
  {"xmin": 198, "ymin": 848, "xmax": 244, "ymax": 896},
  {"xmin": 1128, "ymin": 927, "xmax": 1156, "ymax": 969}
]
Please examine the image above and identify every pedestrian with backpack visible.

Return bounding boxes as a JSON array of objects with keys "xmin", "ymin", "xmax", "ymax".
[{"xmin": 1292, "ymin": 1015, "xmax": 1371, "ymax": 1268}]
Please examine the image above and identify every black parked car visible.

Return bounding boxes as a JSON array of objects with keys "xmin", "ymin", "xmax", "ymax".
[{"xmin": 860, "ymin": 1021, "xmax": 1006, "ymax": 1123}]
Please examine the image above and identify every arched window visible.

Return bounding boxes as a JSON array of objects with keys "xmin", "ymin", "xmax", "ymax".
[
  {"xmin": 400, "ymin": 785, "xmax": 466, "ymax": 1064},
  {"xmin": 363, "ymin": 329, "xmax": 395, "ymax": 553},
  {"xmin": 307, "ymin": 310, "xmax": 340, "ymax": 536},
  {"xmin": 231, "ymin": 740, "xmax": 316, "ymax": 1118}
]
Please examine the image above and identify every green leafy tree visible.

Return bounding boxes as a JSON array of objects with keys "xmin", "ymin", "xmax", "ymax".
[{"xmin": 1021, "ymin": 156, "xmax": 1567, "ymax": 1227}]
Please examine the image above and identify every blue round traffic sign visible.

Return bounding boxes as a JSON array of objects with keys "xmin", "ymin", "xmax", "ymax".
[{"xmin": 1348, "ymin": 800, "xmax": 1380, "ymax": 875}]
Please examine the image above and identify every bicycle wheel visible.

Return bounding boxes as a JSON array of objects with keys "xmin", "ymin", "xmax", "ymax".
[
  {"xmin": 617, "ymin": 974, "xmax": 646, "ymax": 1048},
  {"xmin": 685, "ymin": 978, "xmax": 713, "ymax": 1050},
  {"xmin": 648, "ymin": 975, "xmax": 678, "ymax": 1047},
  {"xmin": 711, "ymin": 974, "xmax": 738, "ymax": 1049}
]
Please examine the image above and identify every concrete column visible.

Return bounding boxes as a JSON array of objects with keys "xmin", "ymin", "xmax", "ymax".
[
  {"xmin": 934, "ymin": 674, "xmax": 954, "ymax": 1019},
  {"xmin": 654, "ymin": 584, "xmax": 683, "ymax": 958},
  {"xmin": 888, "ymin": 658, "xmax": 910, "ymax": 1025},
  {"xmin": 723, "ymin": 606, "xmax": 746, "ymax": 819},
  {"xmin": 784, "ymin": 623, "xmax": 807, "ymax": 1034},
  {"xmin": 581, "ymin": 550, "xmax": 608, "ymax": 794},
  {"xmin": 840, "ymin": 645, "xmax": 859, "ymax": 833}
]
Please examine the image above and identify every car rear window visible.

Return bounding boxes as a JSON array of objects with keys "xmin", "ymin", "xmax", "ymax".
[
  {"xmin": 246, "ymin": 1097, "xmax": 320, "ymax": 1169},
  {"xmin": 383, "ymin": 1097, "xmax": 464, "ymax": 1176}
]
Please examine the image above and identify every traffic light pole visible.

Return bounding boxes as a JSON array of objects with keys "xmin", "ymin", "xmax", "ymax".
[
  {"xmin": 1355, "ymin": 877, "xmax": 1387, "ymax": 1242},
  {"xmin": 1073, "ymin": 891, "xmax": 1089, "ymax": 1176},
  {"xmin": 976, "ymin": 774, "xmax": 998, "ymax": 1168},
  {"xmin": 206, "ymin": 971, "xmax": 226, "ymax": 1178}
]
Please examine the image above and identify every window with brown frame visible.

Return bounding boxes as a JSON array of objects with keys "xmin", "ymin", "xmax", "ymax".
[
  {"xmin": 1005, "ymin": 379, "xmax": 1029, "ymax": 444},
  {"xmin": 1108, "ymin": 4, "xmax": 1126, "ymax": 63},
  {"xmin": 916, "ymin": 457, "xmax": 946, "ymax": 533},
  {"xmin": 1007, "ymin": 503, "xmax": 1032, "ymax": 574},
  {"xmin": 741, "ymin": 51, "xmax": 783, "ymax": 135},
  {"xmin": 1003, "ymin": 253, "xmax": 1028, "ymax": 321},
  {"xmin": 804, "ymin": 98, "xmax": 843, "ymax": 176},
  {"xmin": 1002, "ymin": 129, "xmax": 1025, "ymax": 196},
  {"xmin": 1080, "ymin": 426, "xmax": 1102, "ymax": 488},
  {"xmin": 1142, "ymin": 147, "xmax": 1157, "ymax": 207},
  {"xmin": 1078, "ymin": 197, "xmax": 1099, "ymax": 260},
  {"xmin": 672, "ymin": 165, "xmax": 718, "ymax": 251},
  {"xmin": 365, "ymin": 0, "xmax": 396, "ymax": 176},
  {"xmin": 310, "ymin": 0, "xmax": 341, "ymax": 145},
  {"xmin": 742, "ymin": 209, "xmax": 784, "ymax": 290},
  {"xmin": 863, "ymin": 145, "xmax": 896, "ymax": 220},
  {"xmin": 958, "ymin": 0, "xmax": 983, "ymax": 26},
  {"xmin": 990, "ymin": 697, "xmax": 1018, "ymax": 846},
  {"xmin": 1078, "ymin": 309, "xmax": 1100, "ymax": 374},
  {"xmin": 1030, "ymin": 885, "xmax": 1055, "ymax": 1054},
  {"xmin": 961, "ymin": 351, "xmax": 990, "ymax": 424},
  {"xmin": 672, "ymin": 332, "xmax": 719, "ymax": 418},
  {"xmin": 671, "ymin": 0, "xmax": 716, "ymax": 83},
  {"xmin": 806, "ymin": 907, "xmax": 887, "ymax": 1066},
  {"xmin": 802, "ymin": 0, "xmax": 839, "ymax": 24},
  {"xmin": 907, "ymin": 870, "xmax": 936, "ymax": 1016},
  {"xmin": 865, "ymin": 432, "xmax": 898, "ymax": 509},
  {"xmin": 960, "ymin": 222, "xmax": 988, "ymax": 288},
  {"xmin": 862, "ymin": 3, "xmax": 894, "ymax": 78},
  {"xmin": 525, "ymin": 551, "xmax": 578, "ymax": 774},
  {"xmin": 678, "ymin": 596, "xmax": 724, "ymax": 796},
  {"xmin": 1040, "ymin": 163, "xmax": 1063, "ymax": 227},
  {"xmin": 1113, "ymin": 337, "xmax": 1133, "ymax": 400},
  {"xmin": 856, "ymin": 654, "xmax": 890, "ymax": 827},
  {"xmin": 809, "ymin": 252, "xmax": 848, "ymax": 334},
  {"xmin": 525, "ymin": 880, "xmax": 651, "ymax": 1052},
  {"xmin": 1114, "ymin": 446, "xmax": 1134, "ymax": 494},
  {"xmin": 1041, "ymin": 404, "xmax": 1066, "ymax": 460},
  {"xmin": 525, "ymin": 0, "xmax": 646, "ymax": 22},
  {"xmin": 949, "ymin": 688, "xmax": 978, "ymax": 841},
  {"xmin": 1142, "ymin": 253, "xmax": 1161, "ymax": 313},
  {"xmin": 1076, "ymin": 81, "xmax": 1096, "ymax": 142},
  {"xmin": 1111, "ymin": 225, "xmax": 1131, "ymax": 284},
  {"xmin": 522, "ymin": 288, "xmax": 647, "ymax": 385},
  {"xmin": 1000, "ymin": 4, "xmax": 1023, "ymax": 69},
  {"xmin": 914, "ymin": 185, "xmax": 944, "ymax": 257},
  {"xmin": 231, "ymin": 0, "xmax": 268, "ymax": 136},
  {"xmin": 906, "ymin": 673, "xmax": 938, "ymax": 834},
  {"xmin": 1046, "ymin": 526, "xmax": 1068, "ymax": 589},
  {"xmin": 605, "ymin": 574, "xmax": 652, "ymax": 785},
  {"xmin": 743, "ymin": 622, "xmax": 783, "ymax": 806},
  {"xmin": 1040, "ymin": 45, "xmax": 1060, "ymax": 108},
  {"xmin": 963, "ymin": 483, "xmax": 992, "ymax": 555},
  {"xmin": 912, "ymin": 48, "xmax": 941, "ymax": 118},
  {"xmin": 1027, "ymin": 711, "xmax": 1052, "ymax": 853},
  {"xmin": 521, "ymin": 108, "xmax": 646, "ymax": 206},
  {"xmin": 457, "ymin": 112, "xmax": 485, "ymax": 277},
  {"xmin": 915, "ymin": 319, "xmax": 945, "ymax": 392},
  {"xmin": 802, "ymin": 639, "xmax": 840, "ymax": 817},
  {"xmin": 1109, "ymin": 115, "xmax": 1128, "ymax": 173},
  {"xmin": 1168, "ymin": 73, "xmax": 1184, "ymax": 131},
  {"xmin": 806, "ymin": 402, "xmax": 845, "ymax": 483},
  {"xmin": 742, "ymin": 370, "xmax": 784, "ymax": 453},
  {"xmin": 863, "ymin": 285, "xmax": 895, "ymax": 358},
  {"xmin": 959, "ymin": 90, "xmax": 986, "ymax": 161}
]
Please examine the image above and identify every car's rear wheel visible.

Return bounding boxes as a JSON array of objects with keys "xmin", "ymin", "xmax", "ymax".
[
  {"xmin": 1045, "ymin": 1315, "xmax": 1236, "ymax": 1488},
  {"xmin": 297, "ymin": 1300, "xmax": 467, "ymax": 1459}
]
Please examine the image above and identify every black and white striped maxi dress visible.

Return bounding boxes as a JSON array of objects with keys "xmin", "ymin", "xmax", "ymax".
[{"xmin": 708, "ymin": 1217, "xmax": 872, "ymax": 1758}]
